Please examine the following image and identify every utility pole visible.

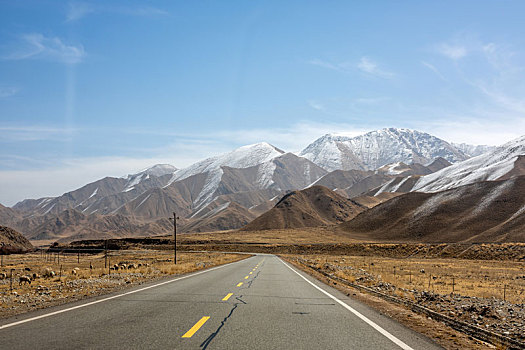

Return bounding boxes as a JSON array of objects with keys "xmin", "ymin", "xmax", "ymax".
[
  {"xmin": 104, "ymin": 240, "xmax": 108, "ymax": 268},
  {"xmin": 169, "ymin": 212, "xmax": 179, "ymax": 264}
]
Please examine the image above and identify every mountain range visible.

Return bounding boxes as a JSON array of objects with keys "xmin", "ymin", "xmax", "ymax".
[{"xmin": 1, "ymin": 127, "xmax": 517, "ymax": 244}]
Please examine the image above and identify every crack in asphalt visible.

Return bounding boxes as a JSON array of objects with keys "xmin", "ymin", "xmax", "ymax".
[
  {"xmin": 199, "ymin": 269, "xmax": 262, "ymax": 349},
  {"xmin": 200, "ymin": 302, "xmax": 239, "ymax": 350}
]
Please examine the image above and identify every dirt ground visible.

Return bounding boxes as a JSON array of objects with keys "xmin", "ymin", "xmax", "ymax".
[{"xmin": 0, "ymin": 250, "xmax": 248, "ymax": 319}]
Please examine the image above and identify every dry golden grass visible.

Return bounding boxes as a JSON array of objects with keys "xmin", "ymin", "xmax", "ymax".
[
  {"xmin": 0, "ymin": 250, "xmax": 248, "ymax": 318},
  {"xmin": 179, "ymin": 226, "xmax": 361, "ymax": 244},
  {"xmin": 284, "ymin": 254, "xmax": 525, "ymax": 304}
]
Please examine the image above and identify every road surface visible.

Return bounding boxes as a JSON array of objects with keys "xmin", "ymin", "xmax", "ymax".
[{"xmin": 0, "ymin": 255, "xmax": 442, "ymax": 349}]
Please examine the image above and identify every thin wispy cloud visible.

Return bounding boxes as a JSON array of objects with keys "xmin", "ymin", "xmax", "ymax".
[
  {"xmin": 66, "ymin": 2, "xmax": 169, "ymax": 22},
  {"xmin": 435, "ymin": 43, "xmax": 467, "ymax": 60},
  {"xmin": 357, "ymin": 57, "xmax": 394, "ymax": 78},
  {"xmin": 66, "ymin": 1, "xmax": 95, "ymax": 21},
  {"xmin": 474, "ymin": 82, "xmax": 525, "ymax": 114},
  {"xmin": 309, "ymin": 57, "xmax": 394, "ymax": 78},
  {"xmin": 308, "ymin": 100, "xmax": 324, "ymax": 111},
  {"xmin": 0, "ymin": 87, "xmax": 20, "ymax": 98},
  {"xmin": 354, "ymin": 97, "xmax": 389, "ymax": 104},
  {"xmin": 421, "ymin": 61, "xmax": 447, "ymax": 81},
  {"xmin": 3, "ymin": 33, "xmax": 85, "ymax": 64},
  {"xmin": 0, "ymin": 125, "xmax": 77, "ymax": 141},
  {"xmin": 308, "ymin": 59, "xmax": 349, "ymax": 73}
]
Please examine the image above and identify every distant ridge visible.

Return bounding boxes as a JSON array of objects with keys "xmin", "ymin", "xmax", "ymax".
[{"xmin": 242, "ymin": 186, "xmax": 366, "ymax": 231}]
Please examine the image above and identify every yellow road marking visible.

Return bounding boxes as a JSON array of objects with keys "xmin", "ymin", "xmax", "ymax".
[
  {"xmin": 249, "ymin": 272, "xmax": 252, "ymax": 274},
  {"xmin": 244, "ymin": 275, "xmax": 249, "ymax": 279},
  {"xmin": 222, "ymin": 293, "xmax": 233, "ymax": 301},
  {"xmin": 237, "ymin": 282, "xmax": 243, "ymax": 287},
  {"xmin": 182, "ymin": 316, "xmax": 210, "ymax": 338}
]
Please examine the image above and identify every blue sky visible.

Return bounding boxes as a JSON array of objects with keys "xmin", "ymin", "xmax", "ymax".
[{"xmin": 1, "ymin": 1, "xmax": 525, "ymax": 205}]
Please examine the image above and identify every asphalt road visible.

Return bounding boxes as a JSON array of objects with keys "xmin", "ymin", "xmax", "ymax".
[{"xmin": 0, "ymin": 255, "xmax": 442, "ymax": 349}]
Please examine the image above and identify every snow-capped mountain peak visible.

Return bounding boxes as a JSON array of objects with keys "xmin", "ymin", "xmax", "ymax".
[
  {"xmin": 123, "ymin": 164, "xmax": 177, "ymax": 192},
  {"xmin": 300, "ymin": 127, "xmax": 468, "ymax": 172},
  {"xmin": 167, "ymin": 142, "xmax": 285, "ymax": 185}
]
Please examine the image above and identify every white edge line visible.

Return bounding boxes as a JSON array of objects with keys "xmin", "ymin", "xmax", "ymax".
[
  {"xmin": 280, "ymin": 258, "xmax": 415, "ymax": 350},
  {"xmin": 0, "ymin": 257, "xmax": 252, "ymax": 330}
]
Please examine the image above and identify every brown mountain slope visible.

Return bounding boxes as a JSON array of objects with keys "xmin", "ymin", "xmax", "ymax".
[
  {"xmin": 352, "ymin": 192, "xmax": 402, "ymax": 208},
  {"xmin": 182, "ymin": 201, "xmax": 257, "ymax": 233},
  {"xmin": 24, "ymin": 209, "xmax": 172, "ymax": 245},
  {"xmin": 0, "ymin": 204, "xmax": 20, "ymax": 228},
  {"xmin": 242, "ymin": 186, "xmax": 366, "ymax": 231},
  {"xmin": 426, "ymin": 157, "xmax": 452, "ymax": 173},
  {"xmin": 311, "ymin": 169, "xmax": 373, "ymax": 190},
  {"xmin": 0, "ymin": 226, "xmax": 33, "ymax": 254},
  {"xmin": 339, "ymin": 176, "xmax": 525, "ymax": 243}
]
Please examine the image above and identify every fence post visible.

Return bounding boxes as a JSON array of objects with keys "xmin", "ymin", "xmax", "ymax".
[{"xmin": 10, "ymin": 268, "xmax": 14, "ymax": 292}]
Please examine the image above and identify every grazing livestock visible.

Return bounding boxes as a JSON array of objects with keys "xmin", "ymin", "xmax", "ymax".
[
  {"xmin": 19, "ymin": 275, "xmax": 31, "ymax": 285},
  {"xmin": 43, "ymin": 268, "xmax": 56, "ymax": 278}
]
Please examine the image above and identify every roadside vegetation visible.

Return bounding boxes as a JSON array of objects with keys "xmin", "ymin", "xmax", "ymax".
[
  {"xmin": 0, "ymin": 251, "xmax": 247, "ymax": 319},
  {"xmin": 285, "ymin": 254, "xmax": 525, "ymax": 344}
]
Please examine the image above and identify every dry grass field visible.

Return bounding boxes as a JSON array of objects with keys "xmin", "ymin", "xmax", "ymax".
[
  {"xmin": 0, "ymin": 250, "xmax": 248, "ymax": 318},
  {"xmin": 178, "ymin": 226, "xmax": 360, "ymax": 244},
  {"xmin": 285, "ymin": 254, "xmax": 525, "ymax": 343},
  {"xmin": 286, "ymin": 254, "xmax": 525, "ymax": 303}
]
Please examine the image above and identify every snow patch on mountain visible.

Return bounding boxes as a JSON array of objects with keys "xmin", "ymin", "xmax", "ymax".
[
  {"xmin": 256, "ymin": 161, "xmax": 276, "ymax": 187},
  {"xmin": 136, "ymin": 193, "xmax": 152, "ymax": 209},
  {"xmin": 413, "ymin": 135, "xmax": 525, "ymax": 193},
  {"xmin": 201, "ymin": 201, "xmax": 231, "ymax": 220},
  {"xmin": 452, "ymin": 143, "xmax": 497, "ymax": 157},
  {"xmin": 383, "ymin": 162, "xmax": 404, "ymax": 175},
  {"xmin": 88, "ymin": 188, "xmax": 98, "ymax": 199},
  {"xmin": 471, "ymin": 179, "xmax": 515, "ymax": 215}
]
